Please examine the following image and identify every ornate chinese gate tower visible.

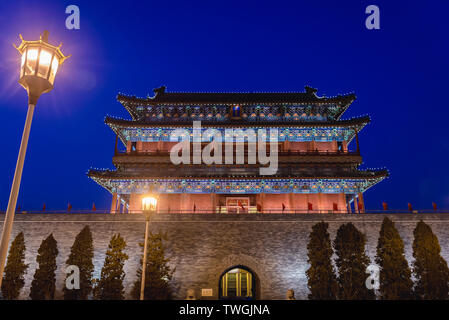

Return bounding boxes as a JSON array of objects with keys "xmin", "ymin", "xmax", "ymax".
[{"xmin": 88, "ymin": 86, "xmax": 387, "ymax": 213}]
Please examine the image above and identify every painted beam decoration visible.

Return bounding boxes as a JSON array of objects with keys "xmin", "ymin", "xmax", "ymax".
[
  {"xmin": 130, "ymin": 104, "xmax": 345, "ymax": 122},
  {"xmin": 112, "ymin": 126, "xmax": 363, "ymax": 143},
  {"xmin": 89, "ymin": 176, "xmax": 385, "ymax": 195}
]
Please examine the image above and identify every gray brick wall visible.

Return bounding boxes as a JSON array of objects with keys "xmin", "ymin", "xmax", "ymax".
[{"xmin": 1, "ymin": 213, "xmax": 449, "ymax": 300}]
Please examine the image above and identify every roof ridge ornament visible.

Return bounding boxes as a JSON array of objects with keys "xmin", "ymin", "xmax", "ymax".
[
  {"xmin": 40, "ymin": 30, "xmax": 49, "ymax": 43},
  {"xmin": 304, "ymin": 86, "xmax": 318, "ymax": 95},
  {"xmin": 153, "ymin": 86, "xmax": 166, "ymax": 97}
]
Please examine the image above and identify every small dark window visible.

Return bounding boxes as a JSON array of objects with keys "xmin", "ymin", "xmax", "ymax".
[
  {"xmin": 337, "ymin": 141, "xmax": 343, "ymax": 151},
  {"xmin": 232, "ymin": 105, "xmax": 240, "ymax": 117}
]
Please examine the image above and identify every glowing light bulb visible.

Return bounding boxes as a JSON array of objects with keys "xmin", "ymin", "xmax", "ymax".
[
  {"xmin": 27, "ymin": 48, "xmax": 38, "ymax": 61},
  {"xmin": 142, "ymin": 196, "xmax": 157, "ymax": 212},
  {"xmin": 39, "ymin": 50, "xmax": 52, "ymax": 67}
]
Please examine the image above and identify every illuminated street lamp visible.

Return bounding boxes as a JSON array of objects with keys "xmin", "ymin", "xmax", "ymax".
[
  {"xmin": 0, "ymin": 31, "xmax": 70, "ymax": 288},
  {"xmin": 142, "ymin": 196, "xmax": 158, "ymax": 213},
  {"xmin": 140, "ymin": 195, "xmax": 158, "ymax": 300},
  {"xmin": 16, "ymin": 31, "xmax": 70, "ymax": 105}
]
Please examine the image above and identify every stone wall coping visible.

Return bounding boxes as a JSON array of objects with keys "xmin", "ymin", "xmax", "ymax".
[{"xmin": 2, "ymin": 213, "xmax": 449, "ymax": 223}]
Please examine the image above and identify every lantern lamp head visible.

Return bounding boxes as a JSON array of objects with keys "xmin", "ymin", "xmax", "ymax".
[
  {"xmin": 142, "ymin": 195, "xmax": 158, "ymax": 213},
  {"xmin": 14, "ymin": 30, "xmax": 71, "ymax": 105}
]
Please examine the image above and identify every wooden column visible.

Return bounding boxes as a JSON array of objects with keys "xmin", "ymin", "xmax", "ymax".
[
  {"xmin": 211, "ymin": 193, "xmax": 217, "ymax": 213},
  {"xmin": 260, "ymin": 193, "xmax": 265, "ymax": 213},
  {"xmin": 318, "ymin": 192, "xmax": 324, "ymax": 213},
  {"xmin": 345, "ymin": 194, "xmax": 352, "ymax": 213},
  {"xmin": 309, "ymin": 140, "xmax": 316, "ymax": 152},
  {"xmin": 347, "ymin": 200, "xmax": 352, "ymax": 213},
  {"xmin": 117, "ymin": 195, "xmax": 122, "ymax": 213},
  {"xmin": 332, "ymin": 140, "xmax": 338, "ymax": 152},
  {"xmin": 110, "ymin": 192, "xmax": 118, "ymax": 214},
  {"xmin": 306, "ymin": 194, "xmax": 311, "ymax": 213},
  {"xmin": 358, "ymin": 192, "xmax": 365, "ymax": 213},
  {"xmin": 136, "ymin": 141, "xmax": 143, "ymax": 152},
  {"xmin": 338, "ymin": 192, "xmax": 346, "ymax": 213},
  {"xmin": 157, "ymin": 140, "xmax": 163, "ymax": 152},
  {"xmin": 186, "ymin": 194, "xmax": 192, "ymax": 213},
  {"xmin": 353, "ymin": 195, "xmax": 359, "ymax": 214},
  {"xmin": 180, "ymin": 193, "xmax": 188, "ymax": 213},
  {"xmin": 288, "ymin": 193, "xmax": 294, "ymax": 214}
]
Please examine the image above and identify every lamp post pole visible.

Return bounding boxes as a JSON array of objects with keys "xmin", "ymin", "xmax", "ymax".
[
  {"xmin": 0, "ymin": 103, "xmax": 35, "ymax": 288},
  {"xmin": 140, "ymin": 213, "xmax": 150, "ymax": 300},
  {"xmin": 140, "ymin": 195, "xmax": 157, "ymax": 300}
]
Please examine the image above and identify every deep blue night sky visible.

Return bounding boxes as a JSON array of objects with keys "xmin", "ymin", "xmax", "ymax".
[{"xmin": 0, "ymin": 0, "xmax": 448, "ymax": 211}]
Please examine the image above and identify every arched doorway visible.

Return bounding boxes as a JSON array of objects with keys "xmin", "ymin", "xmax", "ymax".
[{"xmin": 219, "ymin": 266, "xmax": 256, "ymax": 300}]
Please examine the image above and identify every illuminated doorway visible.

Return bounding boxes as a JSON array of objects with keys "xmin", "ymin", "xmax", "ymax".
[
  {"xmin": 219, "ymin": 266, "xmax": 255, "ymax": 300},
  {"xmin": 226, "ymin": 197, "xmax": 249, "ymax": 214}
]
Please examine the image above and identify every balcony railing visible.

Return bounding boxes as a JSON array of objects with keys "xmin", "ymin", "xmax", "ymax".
[{"xmin": 115, "ymin": 149, "xmax": 360, "ymax": 157}]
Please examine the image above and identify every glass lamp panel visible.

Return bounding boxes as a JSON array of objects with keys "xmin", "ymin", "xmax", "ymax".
[
  {"xmin": 21, "ymin": 52, "xmax": 26, "ymax": 67},
  {"xmin": 142, "ymin": 197, "xmax": 157, "ymax": 211},
  {"xmin": 25, "ymin": 48, "xmax": 38, "ymax": 75},
  {"xmin": 20, "ymin": 52, "xmax": 26, "ymax": 77},
  {"xmin": 37, "ymin": 50, "xmax": 52, "ymax": 79},
  {"xmin": 48, "ymin": 56, "xmax": 59, "ymax": 85}
]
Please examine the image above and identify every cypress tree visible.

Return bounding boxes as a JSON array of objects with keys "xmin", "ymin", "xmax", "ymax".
[
  {"xmin": 413, "ymin": 220, "xmax": 449, "ymax": 299},
  {"xmin": 29, "ymin": 234, "xmax": 58, "ymax": 300},
  {"xmin": 131, "ymin": 231, "xmax": 174, "ymax": 300},
  {"xmin": 375, "ymin": 217, "xmax": 413, "ymax": 299},
  {"xmin": 93, "ymin": 234, "xmax": 128, "ymax": 300},
  {"xmin": 334, "ymin": 223, "xmax": 374, "ymax": 299},
  {"xmin": 306, "ymin": 221, "xmax": 338, "ymax": 299},
  {"xmin": 1, "ymin": 232, "xmax": 28, "ymax": 299},
  {"xmin": 63, "ymin": 226, "xmax": 94, "ymax": 300}
]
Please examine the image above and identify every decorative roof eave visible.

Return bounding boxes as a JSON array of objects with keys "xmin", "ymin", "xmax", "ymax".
[
  {"xmin": 105, "ymin": 115, "xmax": 370, "ymax": 129},
  {"xmin": 116, "ymin": 93, "xmax": 356, "ymax": 106},
  {"xmin": 362, "ymin": 175, "xmax": 387, "ymax": 193},
  {"xmin": 88, "ymin": 169, "xmax": 388, "ymax": 195},
  {"xmin": 105, "ymin": 115, "xmax": 369, "ymax": 145},
  {"xmin": 88, "ymin": 169, "xmax": 388, "ymax": 181},
  {"xmin": 121, "ymin": 103, "xmax": 140, "ymax": 121},
  {"xmin": 117, "ymin": 94, "xmax": 356, "ymax": 106},
  {"xmin": 117, "ymin": 86, "xmax": 356, "ymax": 120}
]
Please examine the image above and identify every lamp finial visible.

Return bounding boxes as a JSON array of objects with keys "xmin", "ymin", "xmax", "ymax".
[{"xmin": 41, "ymin": 30, "xmax": 49, "ymax": 43}]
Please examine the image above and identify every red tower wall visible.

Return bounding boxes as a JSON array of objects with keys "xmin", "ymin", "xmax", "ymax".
[{"xmin": 124, "ymin": 192, "xmax": 348, "ymax": 213}]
